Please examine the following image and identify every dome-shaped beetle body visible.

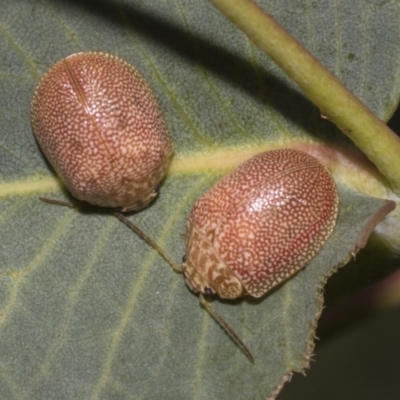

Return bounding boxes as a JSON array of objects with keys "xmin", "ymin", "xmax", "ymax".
[
  {"xmin": 183, "ymin": 149, "xmax": 339, "ymax": 299},
  {"xmin": 31, "ymin": 52, "xmax": 173, "ymax": 211}
]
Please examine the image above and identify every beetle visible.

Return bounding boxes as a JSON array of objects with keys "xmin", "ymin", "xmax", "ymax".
[
  {"xmin": 116, "ymin": 148, "xmax": 339, "ymax": 363},
  {"xmin": 31, "ymin": 52, "xmax": 173, "ymax": 211},
  {"xmin": 182, "ymin": 148, "xmax": 338, "ymax": 300}
]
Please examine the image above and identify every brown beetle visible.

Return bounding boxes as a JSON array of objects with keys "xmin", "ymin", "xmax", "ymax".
[
  {"xmin": 116, "ymin": 149, "xmax": 339, "ymax": 363},
  {"xmin": 31, "ymin": 52, "xmax": 173, "ymax": 211},
  {"xmin": 183, "ymin": 149, "xmax": 338, "ymax": 299}
]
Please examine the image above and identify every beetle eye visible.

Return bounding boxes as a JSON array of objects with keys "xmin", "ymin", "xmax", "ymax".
[
  {"xmin": 204, "ymin": 287, "xmax": 214, "ymax": 296},
  {"xmin": 153, "ymin": 185, "xmax": 160, "ymax": 194},
  {"xmin": 182, "ymin": 254, "xmax": 188, "ymax": 263}
]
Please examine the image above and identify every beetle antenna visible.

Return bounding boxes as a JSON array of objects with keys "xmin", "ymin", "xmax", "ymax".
[
  {"xmin": 199, "ymin": 293, "xmax": 254, "ymax": 364},
  {"xmin": 39, "ymin": 197, "xmax": 77, "ymax": 208},
  {"xmin": 112, "ymin": 211, "xmax": 182, "ymax": 273},
  {"xmin": 39, "ymin": 198, "xmax": 182, "ymax": 273}
]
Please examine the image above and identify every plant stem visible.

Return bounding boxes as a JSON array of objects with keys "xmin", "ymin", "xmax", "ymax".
[{"xmin": 208, "ymin": 0, "xmax": 400, "ymax": 195}]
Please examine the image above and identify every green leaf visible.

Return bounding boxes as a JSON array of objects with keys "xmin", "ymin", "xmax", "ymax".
[{"xmin": 1, "ymin": 1, "xmax": 399, "ymax": 399}]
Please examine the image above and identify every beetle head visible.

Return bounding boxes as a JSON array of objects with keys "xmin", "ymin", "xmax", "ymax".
[
  {"xmin": 116, "ymin": 185, "xmax": 160, "ymax": 212},
  {"xmin": 181, "ymin": 254, "xmax": 215, "ymax": 296},
  {"xmin": 182, "ymin": 254, "xmax": 246, "ymax": 299}
]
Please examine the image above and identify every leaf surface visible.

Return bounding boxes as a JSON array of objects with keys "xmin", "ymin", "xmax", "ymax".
[{"xmin": 1, "ymin": 1, "xmax": 400, "ymax": 399}]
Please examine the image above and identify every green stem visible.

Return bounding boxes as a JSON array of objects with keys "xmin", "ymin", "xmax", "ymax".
[{"xmin": 209, "ymin": 0, "xmax": 400, "ymax": 195}]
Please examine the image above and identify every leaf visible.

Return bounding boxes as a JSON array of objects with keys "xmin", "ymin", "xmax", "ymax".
[{"xmin": 0, "ymin": 1, "xmax": 399, "ymax": 399}]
